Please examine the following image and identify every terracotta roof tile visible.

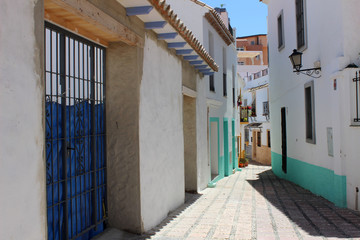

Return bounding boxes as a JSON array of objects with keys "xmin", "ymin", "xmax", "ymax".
[
  {"xmin": 147, "ymin": 0, "xmax": 218, "ymax": 72},
  {"xmin": 189, "ymin": 0, "xmax": 235, "ymax": 45}
]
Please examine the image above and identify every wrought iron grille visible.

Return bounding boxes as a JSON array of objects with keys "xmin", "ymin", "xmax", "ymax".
[
  {"xmin": 263, "ymin": 101, "xmax": 269, "ymax": 115},
  {"xmin": 45, "ymin": 22, "xmax": 107, "ymax": 240},
  {"xmin": 354, "ymin": 71, "xmax": 360, "ymax": 122},
  {"xmin": 223, "ymin": 73, "xmax": 227, "ymax": 96}
]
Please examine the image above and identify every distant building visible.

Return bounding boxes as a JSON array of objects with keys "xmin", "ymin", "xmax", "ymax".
[
  {"xmin": 237, "ymin": 34, "xmax": 271, "ymax": 165},
  {"xmin": 262, "ymin": 0, "xmax": 360, "ymax": 209}
]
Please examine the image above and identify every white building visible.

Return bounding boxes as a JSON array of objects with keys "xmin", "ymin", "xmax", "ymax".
[
  {"xmin": 167, "ymin": 0, "xmax": 240, "ymax": 186},
  {"xmin": 0, "ymin": 0, "xmax": 220, "ymax": 238},
  {"xmin": 240, "ymin": 71, "xmax": 271, "ymax": 165},
  {"xmin": 262, "ymin": 0, "xmax": 360, "ymax": 209},
  {"xmin": 237, "ymin": 34, "xmax": 271, "ymax": 165}
]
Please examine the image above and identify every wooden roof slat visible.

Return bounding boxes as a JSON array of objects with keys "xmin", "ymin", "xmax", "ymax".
[{"xmin": 45, "ymin": 0, "xmax": 144, "ymax": 47}]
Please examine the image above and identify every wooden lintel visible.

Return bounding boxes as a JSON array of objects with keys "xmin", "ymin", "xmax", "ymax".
[
  {"xmin": 44, "ymin": 10, "xmax": 109, "ymax": 47},
  {"xmin": 46, "ymin": 0, "xmax": 144, "ymax": 48}
]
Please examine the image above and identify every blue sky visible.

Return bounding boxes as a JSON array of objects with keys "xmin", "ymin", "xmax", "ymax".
[{"xmin": 199, "ymin": 0, "xmax": 268, "ymax": 37}]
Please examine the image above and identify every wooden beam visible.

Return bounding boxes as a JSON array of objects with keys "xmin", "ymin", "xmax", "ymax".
[
  {"xmin": 44, "ymin": 10, "xmax": 109, "ymax": 47},
  {"xmin": 45, "ymin": 0, "xmax": 144, "ymax": 48}
]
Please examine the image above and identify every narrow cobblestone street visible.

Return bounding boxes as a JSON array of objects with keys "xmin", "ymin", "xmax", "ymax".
[{"xmin": 97, "ymin": 163, "xmax": 360, "ymax": 240}]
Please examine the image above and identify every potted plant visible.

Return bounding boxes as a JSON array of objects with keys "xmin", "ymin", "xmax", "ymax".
[
  {"xmin": 237, "ymin": 95, "xmax": 242, "ymax": 107},
  {"xmin": 244, "ymin": 158, "xmax": 249, "ymax": 167},
  {"xmin": 239, "ymin": 158, "xmax": 247, "ymax": 168}
]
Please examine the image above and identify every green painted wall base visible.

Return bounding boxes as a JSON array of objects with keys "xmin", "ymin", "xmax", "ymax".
[{"xmin": 272, "ymin": 152, "xmax": 347, "ymax": 208}]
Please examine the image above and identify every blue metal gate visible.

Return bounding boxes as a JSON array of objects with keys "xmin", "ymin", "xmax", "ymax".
[{"xmin": 45, "ymin": 22, "xmax": 107, "ymax": 240}]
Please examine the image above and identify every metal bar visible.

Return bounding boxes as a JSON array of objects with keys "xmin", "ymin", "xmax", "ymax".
[
  {"xmin": 82, "ymin": 42, "xmax": 87, "ymax": 230},
  {"xmin": 86, "ymin": 44, "xmax": 90, "ymax": 229},
  {"xmin": 47, "ymin": 183, "xmax": 106, "ymax": 209},
  {"xmin": 72, "ymin": 37, "xmax": 77, "ymax": 236},
  {"xmin": 102, "ymin": 49, "xmax": 108, "ymax": 220},
  {"xmin": 60, "ymin": 32, "xmax": 69, "ymax": 240},
  {"xmin": 95, "ymin": 48, "xmax": 99, "ymax": 221},
  {"xmin": 68, "ymin": 36, "xmax": 73, "ymax": 239},
  {"xmin": 49, "ymin": 27, "xmax": 56, "ymax": 239},
  {"xmin": 356, "ymin": 71, "xmax": 359, "ymax": 121},
  {"xmin": 77, "ymin": 40, "xmax": 81, "ymax": 233},
  {"xmin": 90, "ymin": 45, "xmax": 98, "ymax": 229}
]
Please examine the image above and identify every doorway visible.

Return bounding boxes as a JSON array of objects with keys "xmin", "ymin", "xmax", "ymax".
[
  {"xmin": 281, "ymin": 107, "xmax": 287, "ymax": 173},
  {"xmin": 210, "ymin": 118, "xmax": 219, "ymax": 181}
]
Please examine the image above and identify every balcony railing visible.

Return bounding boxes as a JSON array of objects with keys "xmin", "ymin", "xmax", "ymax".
[{"xmin": 246, "ymin": 68, "xmax": 269, "ymax": 81}]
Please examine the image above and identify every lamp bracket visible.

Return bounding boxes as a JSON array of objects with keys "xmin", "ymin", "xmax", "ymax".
[{"xmin": 294, "ymin": 67, "xmax": 321, "ymax": 78}]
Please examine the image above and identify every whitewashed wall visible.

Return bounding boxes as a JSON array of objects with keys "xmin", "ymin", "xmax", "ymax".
[
  {"xmin": 197, "ymin": 75, "xmax": 211, "ymax": 190},
  {"xmin": 166, "ymin": 1, "xmax": 239, "ymax": 181},
  {"xmin": 166, "ymin": 0, "xmax": 206, "ymax": 43},
  {"xmin": 139, "ymin": 33, "xmax": 185, "ymax": 231},
  {"xmin": 0, "ymin": 1, "xmax": 46, "ymax": 239},
  {"xmin": 267, "ymin": 0, "xmax": 360, "ymax": 208}
]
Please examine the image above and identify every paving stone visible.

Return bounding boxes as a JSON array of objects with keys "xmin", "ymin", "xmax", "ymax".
[{"xmin": 95, "ymin": 163, "xmax": 360, "ymax": 240}]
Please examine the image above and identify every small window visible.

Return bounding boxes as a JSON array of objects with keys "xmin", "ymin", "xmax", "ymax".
[
  {"xmin": 304, "ymin": 81, "xmax": 315, "ymax": 144},
  {"xmin": 245, "ymin": 129, "xmax": 249, "ymax": 142},
  {"xmin": 277, "ymin": 10, "xmax": 285, "ymax": 50},
  {"xmin": 267, "ymin": 130, "xmax": 271, "ymax": 147},
  {"xmin": 237, "ymin": 47, "xmax": 244, "ymax": 51},
  {"xmin": 223, "ymin": 47, "xmax": 227, "ymax": 97},
  {"xmin": 223, "ymin": 73, "xmax": 227, "ymax": 96},
  {"xmin": 263, "ymin": 101, "xmax": 269, "ymax": 115},
  {"xmin": 251, "ymin": 41, "xmax": 255, "ymax": 45},
  {"xmin": 296, "ymin": 0, "xmax": 306, "ymax": 49},
  {"xmin": 239, "ymin": 61, "xmax": 245, "ymax": 65},
  {"xmin": 210, "ymin": 75, "xmax": 215, "ymax": 92},
  {"xmin": 257, "ymin": 131, "xmax": 261, "ymax": 147}
]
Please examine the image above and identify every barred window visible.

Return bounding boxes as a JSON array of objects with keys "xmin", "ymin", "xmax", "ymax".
[{"xmin": 296, "ymin": 0, "xmax": 306, "ymax": 49}]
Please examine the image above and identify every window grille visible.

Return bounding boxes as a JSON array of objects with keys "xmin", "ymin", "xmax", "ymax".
[
  {"xmin": 304, "ymin": 81, "xmax": 315, "ymax": 144},
  {"xmin": 353, "ymin": 71, "xmax": 360, "ymax": 122},
  {"xmin": 263, "ymin": 101, "xmax": 269, "ymax": 115},
  {"xmin": 223, "ymin": 73, "xmax": 227, "ymax": 96},
  {"xmin": 296, "ymin": 0, "xmax": 305, "ymax": 49}
]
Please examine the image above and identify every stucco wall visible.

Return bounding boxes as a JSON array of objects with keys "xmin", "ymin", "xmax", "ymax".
[
  {"xmin": 106, "ymin": 42, "xmax": 144, "ymax": 233},
  {"xmin": 139, "ymin": 33, "xmax": 185, "ymax": 231},
  {"xmin": 0, "ymin": 1, "xmax": 46, "ymax": 239}
]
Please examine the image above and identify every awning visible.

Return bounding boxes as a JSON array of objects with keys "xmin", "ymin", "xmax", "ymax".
[
  {"xmin": 237, "ymin": 51, "xmax": 261, "ymax": 59},
  {"xmin": 244, "ymin": 123, "xmax": 262, "ymax": 129}
]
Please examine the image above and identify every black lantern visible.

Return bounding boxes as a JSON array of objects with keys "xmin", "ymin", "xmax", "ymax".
[
  {"xmin": 289, "ymin": 49, "xmax": 321, "ymax": 78},
  {"xmin": 289, "ymin": 49, "xmax": 302, "ymax": 71}
]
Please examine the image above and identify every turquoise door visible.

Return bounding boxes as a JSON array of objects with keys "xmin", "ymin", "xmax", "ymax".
[{"xmin": 223, "ymin": 118, "xmax": 230, "ymax": 176}]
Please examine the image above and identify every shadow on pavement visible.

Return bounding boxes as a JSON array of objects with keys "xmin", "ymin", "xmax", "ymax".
[
  {"xmin": 94, "ymin": 192, "xmax": 202, "ymax": 240},
  {"xmin": 247, "ymin": 166, "xmax": 360, "ymax": 239}
]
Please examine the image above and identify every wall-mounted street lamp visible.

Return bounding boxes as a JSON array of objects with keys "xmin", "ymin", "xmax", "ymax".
[{"xmin": 289, "ymin": 49, "xmax": 321, "ymax": 78}]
